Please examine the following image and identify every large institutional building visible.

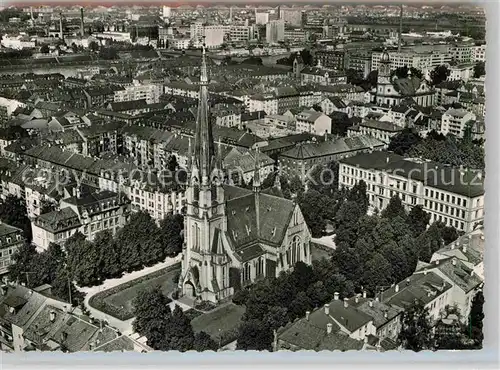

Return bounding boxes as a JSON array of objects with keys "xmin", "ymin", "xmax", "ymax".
[
  {"xmin": 178, "ymin": 49, "xmax": 312, "ymax": 304},
  {"xmin": 338, "ymin": 151, "xmax": 484, "ymax": 233}
]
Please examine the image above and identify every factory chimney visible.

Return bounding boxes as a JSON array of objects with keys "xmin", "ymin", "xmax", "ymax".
[
  {"xmin": 59, "ymin": 12, "xmax": 64, "ymax": 41},
  {"xmin": 80, "ymin": 7, "xmax": 85, "ymax": 37},
  {"xmin": 398, "ymin": 4, "xmax": 403, "ymax": 52}
]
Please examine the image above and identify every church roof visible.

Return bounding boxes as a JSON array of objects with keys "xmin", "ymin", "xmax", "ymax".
[
  {"xmin": 392, "ymin": 77, "xmax": 426, "ymax": 96},
  {"xmin": 224, "ymin": 186, "xmax": 296, "ymax": 251}
]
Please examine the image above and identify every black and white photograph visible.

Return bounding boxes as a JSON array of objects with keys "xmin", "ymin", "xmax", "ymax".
[{"xmin": 0, "ymin": 1, "xmax": 488, "ymax": 357}]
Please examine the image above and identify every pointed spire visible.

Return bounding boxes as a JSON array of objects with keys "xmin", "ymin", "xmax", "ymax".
[
  {"xmin": 192, "ymin": 39, "xmax": 215, "ymax": 187},
  {"xmin": 273, "ymin": 168, "xmax": 281, "ymax": 190}
]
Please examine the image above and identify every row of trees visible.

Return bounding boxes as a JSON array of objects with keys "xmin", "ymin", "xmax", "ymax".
[
  {"xmin": 8, "ymin": 243, "xmax": 84, "ymax": 306},
  {"xmin": 132, "ymin": 287, "xmax": 217, "ymax": 352},
  {"xmin": 388, "ymin": 129, "xmax": 485, "ymax": 170},
  {"xmin": 64, "ymin": 211, "xmax": 184, "ymax": 287},
  {"xmin": 8, "ymin": 210, "xmax": 183, "ymax": 290}
]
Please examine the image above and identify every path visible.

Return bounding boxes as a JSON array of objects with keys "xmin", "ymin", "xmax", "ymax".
[
  {"xmin": 77, "ymin": 255, "xmax": 182, "ymax": 334},
  {"xmin": 312, "ymin": 234, "xmax": 337, "ymax": 250}
]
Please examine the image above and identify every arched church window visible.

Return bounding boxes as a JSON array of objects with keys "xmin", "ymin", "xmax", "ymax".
[{"xmin": 244, "ymin": 263, "xmax": 251, "ymax": 281}]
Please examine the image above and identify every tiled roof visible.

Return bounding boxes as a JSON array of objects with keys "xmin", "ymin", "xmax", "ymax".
[
  {"xmin": 280, "ymin": 135, "xmax": 385, "ymax": 160},
  {"xmin": 378, "ymin": 272, "xmax": 452, "ymax": 309},
  {"xmin": 109, "ymin": 99, "xmax": 148, "ymax": 112},
  {"xmin": 36, "ymin": 208, "xmax": 81, "ymax": 233},
  {"xmin": 348, "ymin": 297, "xmax": 403, "ymax": 329},
  {"xmin": 360, "ymin": 120, "xmax": 404, "ymax": 132}
]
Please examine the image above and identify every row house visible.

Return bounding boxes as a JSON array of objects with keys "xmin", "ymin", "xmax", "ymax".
[
  {"xmin": 294, "ymin": 110, "xmax": 331, "ymax": 135},
  {"xmin": 347, "ymin": 120, "xmax": 404, "ymax": 144}
]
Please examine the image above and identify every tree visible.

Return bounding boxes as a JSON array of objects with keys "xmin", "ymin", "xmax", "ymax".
[
  {"xmin": 158, "ymin": 214, "xmax": 184, "ymax": 257},
  {"xmin": 94, "ymin": 230, "xmax": 121, "ymax": 279},
  {"xmin": 381, "ymin": 195, "xmax": 407, "ymax": 220},
  {"xmin": 193, "ymin": 331, "xmax": 218, "ymax": 351},
  {"xmin": 362, "ymin": 252, "xmax": 394, "ymax": 294},
  {"xmin": 40, "ymin": 44, "xmax": 50, "ymax": 54},
  {"xmin": 242, "ymin": 56, "xmax": 263, "ymax": 65},
  {"xmin": 288, "ymin": 291, "xmax": 313, "ymax": 320},
  {"xmin": 0, "ymin": 195, "xmax": 32, "ymax": 241},
  {"xmin": 39, "ymin": 199, "xmax": 56, "ymax": 214},
  {"xmin": 398, "ymin": 301, "xmax": 434, "ymax": 351},
  {"xmin": 345, "ymin": 68, "xmax": 364, "ymax": 85},
  {"xmin": 430, "ymin": 65, "xmax": 451, "ymax": 86},
  {"xmin": 330, "ymin": 111, "xmax": 353, "ymax": 137},
  {"xmin": 468, "ymin": 291, "xmax": 484, "ymax": 348},
  {"xmin": 65, "ymin": 233, "xmax": 102, "ymax": 287},
  {"xmin": 388, "ymin": 128, "xmax": 422, "ymax": 155},
  {"xmin": 406, "ymin": 205, "xmax": 430, "ymax": 236},
  {"xmin": 473, "ymin": 61, "xmax": 485, "ymax": 78},
  {"xmin": 236, "ymin": 319, "xmax": 273, "ymax": 351},
  {"xmin": 132, "ymin": 286, "xmax": 172, "ymax": 341},
  {"xmin": 167, "ymin": 155, "xmax": 178, "ymax": 171},
  {"xmin": 366, "ymin": 70, "xmax": 378, "ymax": 89},
  {"xmin": 299, "ymin": 49, "xmax": 314, "ymax": 66},
  {"xmin": 51, "ymin": 266, "xmax": 84, "ymax": 306},
  {"xmin": 89, "ymin": 41, "xmax": 99, "ymax": 52},
  {"xmin": 163, "ymin": 305, "xmax": 195, "ymax": 351},
  {"xmin": 7, "ymin": 242, "xmax": 37, "ymax": 284}
]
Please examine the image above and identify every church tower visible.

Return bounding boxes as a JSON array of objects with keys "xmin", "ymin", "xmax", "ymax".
[
  {"xmin": 375, "ymin": 49, "xmax": 392, "ymax": 105},
  {"xmin": 179, "ymin": 46, "xmax": 231, "ymax": 303}
]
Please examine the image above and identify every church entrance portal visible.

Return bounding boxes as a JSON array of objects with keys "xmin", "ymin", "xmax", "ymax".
[{"xmin": 184, "ymin": 281, "xmax": 195, "ymax": 298}]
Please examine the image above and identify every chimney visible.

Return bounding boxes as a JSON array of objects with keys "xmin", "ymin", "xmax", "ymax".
[
  {"xmin": 386, "ymin": 156, "xmax": 389, "ymax": 163},
  {"xmin": 424, "ymin": 268, "xmax": 428, "ymax": 275},
  {"xmin": 369, "ymin": 300, "xmax": 373, "ymax": 307},
  {"xmin": 452, "ymin": 258, "xmax": 457, "ymax": 266},
  {"xmin": 59, "ymin": 12, "xmax": 64, "ymax": 41},
  {"xmin": 49, "ymin": 310, "xmax": 56, "ymax": 322},
  {"xmin": 355, "ymin": 296, "xmax": 359, "ymax": 304},
  {"xmin": 324, "ymin": 304, "xmax": 330, "ymax": 315},
  {"xmin": 334, "ymin": 292, "xmax": 339, "ymax": 300},
  {"xmin": 435, "ymin": 260, "xmax": 440, "ymax": 265},
  {"xmin": 80, "ymin": 8, "xmax": 85, "ymax": 37},
  {"xmin": 305, "ymin": 311, "xmax": 310, "ymax": 321},
  {"xmin": 384, "ymin": 311, "xmax": 388, "ymax": 319},
  {"xmin": 462, "ymin": 245, "xmax": 467, "ymax": 254},
  {"xmin": 362, "ymin": 291, "xmax": 367, "ymax": 299},
  {"xmin": 375, "ymin": 297, "xmax": 379, "ymax": 302},
  {"xmin": 343, "ymin": 298, "xmax": 348, "ymax": 308},
  {"xmin": 395, "ymin": 284, "xmax": 399, "ymax": 293},
  {"xmin": 326, "ymin": 323, "xmax": 333, "ymax": 334},
  {"xmin": 470, "ymin": 270, "xmax": 474, "ymax": 277},
  {"xmin": 406, "ymin": 278, "xmax": 411, "ymax": 285}
]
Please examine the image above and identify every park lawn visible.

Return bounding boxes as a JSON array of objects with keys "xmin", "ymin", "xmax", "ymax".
[
  {"xmin": 103, "ymin": 266, "xmax": 180, "ymax": 316},
  {"xmin": 311, "ymin": 242, "xmax": 333, "ymax": 261},
  {"xmin": 191, "ymin": 303, "xmax": 245, "ymax": 339}
]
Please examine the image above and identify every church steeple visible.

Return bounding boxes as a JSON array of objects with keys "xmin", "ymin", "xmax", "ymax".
[{"xmin": 191, "ymin": 43, "xmax": 216, "ymax": 187}]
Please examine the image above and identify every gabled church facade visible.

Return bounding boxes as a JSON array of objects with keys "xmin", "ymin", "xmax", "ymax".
[
  {"xmin": 371, "ymin": 50, "xmax": 437, "ymax": 107},
  {"xmin": 178, "ymin": 48, "xmax": 312, "ymax": 304}
]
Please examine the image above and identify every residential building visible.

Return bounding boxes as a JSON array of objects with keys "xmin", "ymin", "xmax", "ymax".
[
  {"xmin": 379, "ymin": 271, "xmax": 454, "ymax": 323},
  {"xmin": 295, "ymin": 110, "xmax": 331, "ymax": 135},
  {"xmin": 204, "ymin": 26, "xmax": 225, "ymax": 49},
  {"xmin": 0, "ymin": 283, "xmax": 152, "ymax": 353},
  {"xmin": 440, "ymin": 108, "xmax": 476, "ymax": 138},
  {"xmin": 371, "ymin": 48, "xmax": 452, "ymax": 72},
  {"xmin": 223, "ymin": 148, "xmax": 274, "ymax": 185},
  {"xmin": 284, "ymin": 29, "xmax": 308, "ymax": 42},
  {"xmin": 472, "ymin": 44, "xmax": 486, "ymax": 63},
  {"xmin": 279, "ymin": 9, "xmax": 302, "ymax": 27},
  {"xmin": 315, "ymin": 50, "xmax": 347, "ymax": 71},
  {"xmin": 178, "ymin": 49, "xmax": 312, "ymax": 304},
  {"xmin": 114, "ymin": 83, "xmax": 163, "ymax": 104},
  {"xmin": 31, "ymin": 188, "xmax": 130, "ymax": 251},
  {"xmin": 338, "ymin": 151, "xmax": 484, "ymax": 233},
  {"xmin": 0, "ymin": 223, "xmax": 24, "ymax": 276},
  {"xmin": 255, "ymin": 12, "xmax": 269, "ymax": 26},
  {"xmin": 448, "ymin": 65, "xmax": 474, "ymax": 82},
  {"xmin": 347, "ymin": 119, "xmax": 404, "ymax": 144}
]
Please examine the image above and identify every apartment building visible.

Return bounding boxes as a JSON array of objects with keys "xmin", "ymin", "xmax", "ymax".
[
  {"xmin": 266, "ymin": 20, "xmax": 285, "ymax": 44},
  {"xmin": 315, "ymin": 50, "xmax": 347, "ymax": 71},
  {"xmin": 295, "ymin": 110, "xmax": 331, "ymax": 135},
  {"xmin": 31, "ymin": 189, "xmax": 130, "ymax": 251},
  {"xmin": 440, "ymin": 108, "xmax": 476, "ymax": 138},
  {"xmin": 472, "ymin": 44, "xmax": 486, "ymax": 63},
  {"xmin": 338, "ymin": 151, "xmax": 484, "ymax": 233},
  {"xmin": 371, "ymin": 50, "xmax": 452, "ymax": 71},
  {"xmin": 0, "ymin": 223, "xmax": 24, "ymax": 276},
  {"xmin": 114, "ymin": 83, "xmax": 163, "ymax": 104}
]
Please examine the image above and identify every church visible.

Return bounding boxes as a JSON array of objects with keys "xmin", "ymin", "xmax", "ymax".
[
  {"xmin": 371, "ymin": 50, "xmax": 436, "ymax": 107},
  {"xmin": 178, "ymin": 48, "xmax": 312, "ymax": 304}
]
